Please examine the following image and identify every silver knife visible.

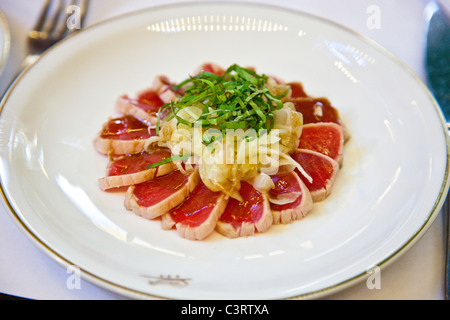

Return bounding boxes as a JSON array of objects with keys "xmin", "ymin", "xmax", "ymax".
[{"xmin": 425, "ymin": 0, "xmax": 450, "ymax": 300}]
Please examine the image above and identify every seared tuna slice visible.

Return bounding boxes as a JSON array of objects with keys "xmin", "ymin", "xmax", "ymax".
[
  {"xmin": 93, "ymin": 115, "xmax": 155, "ymax": 156},
  {"xmin": 287, "ymin": 81, "xmax": 309, "ymax": 98},
  {"xmin": 289, "ymin": 97, "xmax": 350, "ymax": 141},
  {"xmin": 98, "ymin": 148, "xmax": 175, "ymax": 190},
  {"xmin": 216, "ymin": 181, "xmax": 272, "ymax": 238},
  {"xmin": 125, "ymin": 169, "xmax": 200, "ymax": 220},
  {"xmin": 269, "ymin": 171, "xmax": 314, "ymax": 224},
  {"xmin": 194, "ymin": 62, "xmax": 225, "ymax": 76},
  {"xmin": 299, "ymin": 123, "xmax": 344, "ymax": 165},
  {"xmin": 116, "ymin": 89, "xmax": 165, "ymax": 125},
  {"xmin": 290, "ymin": 149, "xmax": 339, "ymax": 202},
  {"xmin": 151, "ymin": 75, "xmax": 182, "ymax": 104},
  {"xmin": 161, "ymin": 181, "xmax": 228, "ymax": 241},
  {"xmin": 289, "ymin": 97, "xmax": 343, "ymax": 126}
]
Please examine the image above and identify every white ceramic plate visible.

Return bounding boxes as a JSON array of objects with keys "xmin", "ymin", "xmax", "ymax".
[
  {"xmin": 0, "ymin": 2, "xmax": 449, "ymax": 300},
  {"xmin": 0, "ymin": 10, "xmax": 10, "ymax": 76}
]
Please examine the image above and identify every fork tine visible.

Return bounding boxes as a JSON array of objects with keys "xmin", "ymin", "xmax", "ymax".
[
  {"xmin": 19, "ymin": 0, "xmax": 89, "ymax": 75},
  {"xmin": 52, "ymin": 0, "xmax": 75, "ymax": 38},
  {"xmin": 32, "ymin": 0, "xmax": 52, "ymax": 32},
  {"xmin": 78, "ymin": 0, "xmax": 90, "ymax": 28},
  {"xmin": 43, "ymin": 0, "xmax": 64, "ymax": 35}
]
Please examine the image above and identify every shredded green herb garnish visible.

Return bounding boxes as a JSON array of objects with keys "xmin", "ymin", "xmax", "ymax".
[
  {"xmin": 146, "ymin": 154, "xmax": 191, "ymax": 170},
  {"xmin": 156, "ymin": 64, "xmax": 287, "ymax": 146}
]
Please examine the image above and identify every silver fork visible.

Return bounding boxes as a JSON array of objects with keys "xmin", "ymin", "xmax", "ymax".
[{"xmin": 20, "ymin": 0, "xmax": 89, "ymax": 73}]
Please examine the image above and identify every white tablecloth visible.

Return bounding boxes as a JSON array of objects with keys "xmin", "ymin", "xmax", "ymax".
[{"xmin": 0, "ymin": 0, "xmax": 447, "ymax": 300}]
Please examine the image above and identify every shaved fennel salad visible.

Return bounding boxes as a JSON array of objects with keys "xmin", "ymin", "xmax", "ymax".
[{"xmin": 145, "ymin": 64, "xmax": 311, "ymax": 201}]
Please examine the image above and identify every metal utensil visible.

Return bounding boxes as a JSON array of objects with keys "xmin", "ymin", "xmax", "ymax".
[
  {"xmin": 425, "ymin": 0, "xmax": 450, "ymax": 300},
  {"xmin": 1, "ymin": 0, "xmax": 89, "ymax": 99},
  {"xmin": 21, "ymin": 0, "xmax": 89, "ymax": 72}
]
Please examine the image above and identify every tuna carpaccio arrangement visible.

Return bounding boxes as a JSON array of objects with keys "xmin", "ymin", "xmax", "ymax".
[{"xmin": 94, "ymin": 63, "xmax": 349, "ymax": 240}]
